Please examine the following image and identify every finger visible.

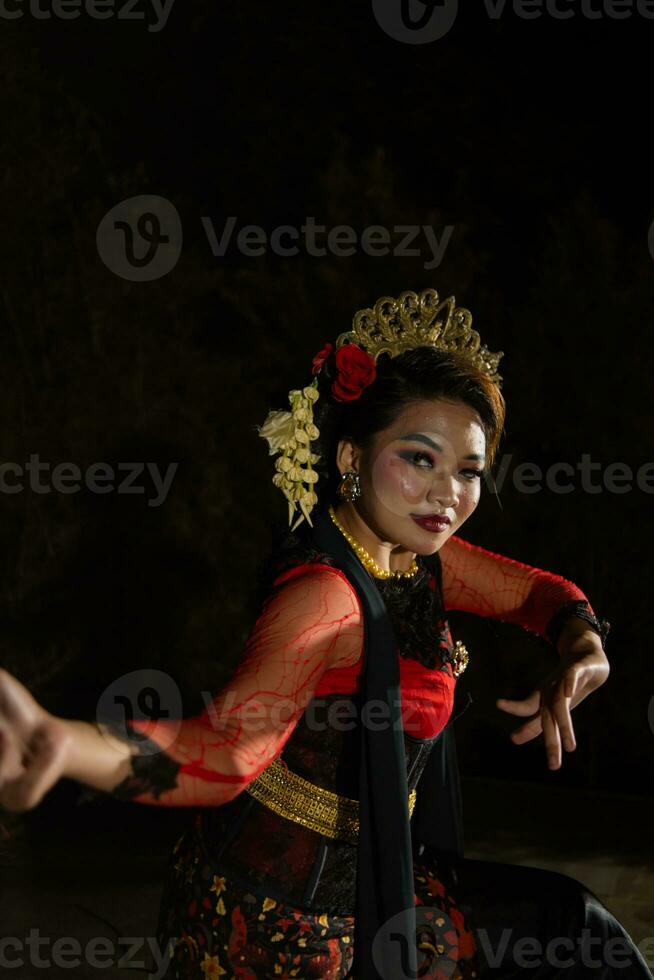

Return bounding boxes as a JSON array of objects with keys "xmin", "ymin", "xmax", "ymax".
[
  {"xmin": 0, "ymin": 728, "xmax": 66, "ymax": 813},
  {"xmin": 564, "ymin": 671, "xmax": 576, "ymax": 699},
  {"xmin": 551, "ymin": 687, "xmax": 576, "ymax": 752},
  {"xmin": 511, "ymin": 715, "xmax": 543, "ymax": 743},
  {"xmin": 0, "ymin": 731, "xmax": 56, "ymax": 812},
  {"xmin": 0, "ymin": 727, "xmax": 23, "ymax": 783},
  {"xmin": 507, "ymin": 692, "xmax": 543, "ymax": 742},
  {"xmin": 0, "ymin": 669, "xmax": 41, "ymax": 737},
  {"xmin": 542, "ymin": 706, "xmax": 562, "ymax": 770},
  {"xmin": 496, "ymin": 692, "xmax": 541, "ymax": 716}
]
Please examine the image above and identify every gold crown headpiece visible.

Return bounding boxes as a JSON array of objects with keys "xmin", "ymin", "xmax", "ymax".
[{"xmin": 256, "ymin": 288, "xmax": 504, "ymax": 531}]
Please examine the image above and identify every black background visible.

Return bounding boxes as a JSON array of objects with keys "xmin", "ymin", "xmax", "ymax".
[{"xmin": 1, "ymin": 1, "xmax": 653, "ymax": 845}]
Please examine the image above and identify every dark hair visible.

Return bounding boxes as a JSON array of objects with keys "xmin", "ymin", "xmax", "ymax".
[
  {"xmin": 253, "ymin": 346, "xmax": 506, "ymax": 667},
  {"xmin": 313, "ymin": 345, "xmax": 505, "ymax": 509}
]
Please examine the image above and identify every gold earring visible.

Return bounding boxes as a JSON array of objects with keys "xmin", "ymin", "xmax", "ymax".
[{"xmin": 337, "ymin": 470, "xmax": 361, "ymax": 502}]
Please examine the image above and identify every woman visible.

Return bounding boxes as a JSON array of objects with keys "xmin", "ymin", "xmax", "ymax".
[{"xmin": 0, "ymin": 288, "xmax": 650, "ymax": 979}]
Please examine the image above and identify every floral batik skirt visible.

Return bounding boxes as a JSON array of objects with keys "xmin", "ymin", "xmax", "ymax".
[{"xmin": 153, "ymin": 816, "xmax": 481, "ymax": 979}]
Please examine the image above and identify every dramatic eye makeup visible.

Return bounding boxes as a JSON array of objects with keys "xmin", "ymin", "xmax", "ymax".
[{"xmin": 396, "ymin": 433, "xmax": 485, "ymax": 477}]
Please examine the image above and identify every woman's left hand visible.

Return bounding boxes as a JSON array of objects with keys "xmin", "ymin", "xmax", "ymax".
[{"xmin": 495, "ymin": 622, "xmax": 610, "ymax": 770}]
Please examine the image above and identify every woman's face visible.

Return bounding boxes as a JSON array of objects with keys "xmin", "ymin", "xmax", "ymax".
[{"xmin": 336, "ymin": 398, "xmax": 486, "ymax": 559}]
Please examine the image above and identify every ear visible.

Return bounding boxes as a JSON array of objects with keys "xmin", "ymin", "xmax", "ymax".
[{"xmin": 335, "ymin": 436, "xmax": 360, "ymax": 477}]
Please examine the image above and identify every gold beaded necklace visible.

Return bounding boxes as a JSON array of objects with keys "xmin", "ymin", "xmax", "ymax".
[{"xmin": 328, "ymin": 504, "xmax": 420, "ymax": 580}]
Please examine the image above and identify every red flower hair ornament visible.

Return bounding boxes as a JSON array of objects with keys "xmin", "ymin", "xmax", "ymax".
[
  {"xmin": 311, "ymin": 342, "xmax": 333, "ymax": 376},
  {"xmin": 312, "ymin": 340, "xmax": 377, "ymax": 403}
]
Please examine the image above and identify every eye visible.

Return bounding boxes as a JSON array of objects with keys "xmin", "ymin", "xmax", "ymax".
[
  {"xmin": 408, "ymin": 451, "xmax": 433, "ymax": 468},
  {"xmin": 461, "ymin": 468, "xmax": 483, "ymax": 481}
]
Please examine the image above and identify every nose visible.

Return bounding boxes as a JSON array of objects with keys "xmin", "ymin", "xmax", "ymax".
[{"xmin": 427, "ymin": 471, "xmax": 459, "ymax": 511}]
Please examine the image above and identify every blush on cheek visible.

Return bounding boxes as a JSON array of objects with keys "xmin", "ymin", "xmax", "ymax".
[
  {"xmin": 459, "ymin": 485, "xmax": 480, "ymax": 518},
  {"xmin": 373, "ymin": 456, "xmax": 429, "ymax": 510}
]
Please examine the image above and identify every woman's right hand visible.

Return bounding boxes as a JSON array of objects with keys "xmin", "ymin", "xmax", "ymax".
[{"xmin": 0, "ymin": 667, "xmax": 72, "ymax": 812}]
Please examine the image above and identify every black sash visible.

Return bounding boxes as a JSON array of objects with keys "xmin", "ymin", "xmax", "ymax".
[{"xmin": 311, "ymin": 505, "xmax": 465, "ymax": 979}]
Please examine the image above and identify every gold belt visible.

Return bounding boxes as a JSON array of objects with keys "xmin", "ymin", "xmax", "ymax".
[{"xmin": 244, "ymin": 756, "xmax": 417, "ymax": 845}]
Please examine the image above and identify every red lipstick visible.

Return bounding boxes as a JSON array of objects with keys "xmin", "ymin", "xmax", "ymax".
[{"xmin": 411, "ymin": 514, "xmax": 451, "ymax": 533}]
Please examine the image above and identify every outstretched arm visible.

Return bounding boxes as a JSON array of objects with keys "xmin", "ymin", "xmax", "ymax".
[
  {"xmin": 438, "ymin": 534, "xmax": 612, "ymax": 771},
  {"xmin": 438, "ymin": 533, "xmax": 608, "ymax": 646},
  {"xmin": 0, "ymin": 564, "xmax": 363, "ymax": 812}
]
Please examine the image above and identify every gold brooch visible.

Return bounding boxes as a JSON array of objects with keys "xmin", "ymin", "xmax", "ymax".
[{"xmin": 450, "ymin": 640, "xmax": 469, "ymax": 677}]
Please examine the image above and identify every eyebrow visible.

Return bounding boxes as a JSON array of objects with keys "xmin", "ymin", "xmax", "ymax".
[{"xmin": 397, "ymin": 432, "xmax": 486, "ymax": 463}]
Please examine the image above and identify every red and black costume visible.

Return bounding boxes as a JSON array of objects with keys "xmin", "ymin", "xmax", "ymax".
[{"xmin": 107, "ymin": 506, "xmax": 651, "ymax": 979}]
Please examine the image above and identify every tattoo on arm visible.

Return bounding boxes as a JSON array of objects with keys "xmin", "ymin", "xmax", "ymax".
[{"xmin": 100, "ymin": 720, "xmax": 182, "ymax": 802}]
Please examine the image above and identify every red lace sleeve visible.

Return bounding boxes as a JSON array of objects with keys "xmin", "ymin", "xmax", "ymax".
[
  {"xmin": 439, "ymin": 533, "xmax": 604, "ymax": 642},
  {"xmin": 109, "ymin": 563, "xmax": 363, "ymax": 807}
]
